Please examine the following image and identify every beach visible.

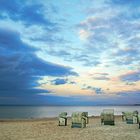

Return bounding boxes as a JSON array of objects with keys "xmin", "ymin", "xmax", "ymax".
[{"xmin": 0, "ymin": 116, "xmax": 139, "ymax": 140}]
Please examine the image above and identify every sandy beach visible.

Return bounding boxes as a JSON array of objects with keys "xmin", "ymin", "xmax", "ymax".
[{"xmin": 0, "ymin": 116, "xmax": 139, "ymax": 140}]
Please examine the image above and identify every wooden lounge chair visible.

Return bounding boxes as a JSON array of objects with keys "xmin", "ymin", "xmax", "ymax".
[
  {"xmin": 101, "ymin": 109, "xmax": 115, "ymax": 125},
  {"xmin": 122, "ymin": 111, "xmax": 139, "ymax": 124},
  {"xmin": 124, "ymin": 112, "xmax": 133, "ymax": 124},
  {"xmin": 58, "ymin": 112, "xmax": 67, "ymax": 126},
  {"xmin": 71, "ymin": 112, "xmax": 86, "ymax": 128}
]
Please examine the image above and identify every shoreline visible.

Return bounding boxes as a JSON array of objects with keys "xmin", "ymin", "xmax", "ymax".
[{"xmin": 0, "ymin": 115, "xmax": 122, "ymax": 122}]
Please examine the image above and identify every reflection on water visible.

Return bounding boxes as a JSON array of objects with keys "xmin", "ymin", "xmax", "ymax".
[{"xmin": 0, "ymin": 106, "xmax": 140, "ymax": 119}]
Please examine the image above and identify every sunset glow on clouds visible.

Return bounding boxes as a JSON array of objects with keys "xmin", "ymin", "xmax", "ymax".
[{"xmin": 0, "ymin": 0, "xmax": 140, "ymax": 105}]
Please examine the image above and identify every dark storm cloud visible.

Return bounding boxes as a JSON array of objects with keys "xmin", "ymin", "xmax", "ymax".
[{"xmin": 0, "ymin": 28, "xmax": 77, "ymax": 103}]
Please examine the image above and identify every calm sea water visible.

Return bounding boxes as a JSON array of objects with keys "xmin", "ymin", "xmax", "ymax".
[{"xmin": 0, "ymin": 106, "xmax": 140, "ymax": 119}]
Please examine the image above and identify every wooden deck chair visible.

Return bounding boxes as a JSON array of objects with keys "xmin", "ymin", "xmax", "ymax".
[
  {"xmin": 122, "ymin": 111, "xmax": 139, "ymax": 124},
  {"xmin": 58, "ymin": 112, "xmax": 67, "ymax": 126},
  {"xmin": 71, "ymin": 112, "xmax": 86, "ymax": 128},
  {"xmin": 101, "ymin": 109, "xmax": 115, "ymax": 125}
]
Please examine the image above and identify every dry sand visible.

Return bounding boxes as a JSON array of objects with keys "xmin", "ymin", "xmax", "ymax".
[{"xmin": 0, "ymin": 116, "xmax": 139, "ymax": 140}]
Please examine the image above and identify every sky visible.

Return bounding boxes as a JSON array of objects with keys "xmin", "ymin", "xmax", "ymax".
[{"xmin": 0, "ymin": 0, "xmax": 140, "ymax": 105}]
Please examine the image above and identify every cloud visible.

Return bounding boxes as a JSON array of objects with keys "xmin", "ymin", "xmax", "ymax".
[
  {"xmin": 76, "ymin": 0, "xmax": 140, "ymax": 68},
  {"xmin": 79, "ymin": 29, "xmax": 90, "ymax": 40},
  {"xmin": 112, "ymin": 46, "xmax": 140, "ymax": 65},
  {"xmin": 51, "ymin": 78, "xmax": 68, "ymax": 85},
  {"xmin": 2, "ymin": 89, "xmax": 139, "ymax": 105},
  {"xmin": 0, "ymin": 28, "xmax": 33, "ymax": 52},
  {"xmin": 119, "ymin": 70, "xmax": 140, "ymax": 82},
  {"xmin": 0, "ymin": 0, "xmax": 140, "ymax": 105},
  {"xmin": 69, "ymin": 81, "xmax": 76, "ymax": 84},
  {"xmin": 93, "ymin": 76, "xmax": 110, "ymax": 81},
  {"xmin": 0, "ymin": 0, "xmax": 57, "ymax": 29},
  {"xmin": 93, "ymin": 72, "xmax": 109, "ymax": 76},
  {"xmin": 30, "ymin": 36, "xmax": 67, "ymax": 45},
  {"xmin": 82, "ymin": 85, "xmax": 104, "ymax": 94},
  {"xmin": 110, "ymin": 0, "xmax": 140, "ymax": 7},
  {"xmin": 114, "ymin": 48, "xmax": 139, "ymax": 57},
  {"xmin": 89, "ymin": 72, "xmax": 110, "ymax": 80},
  {"xmin": 125, "ymin": 82, "xmax": 136, "ymax": 86},
  {"xmin": 114, "ymin": 90, "xmax": 140, "ymax": 104},
  {"xmin": 50, "ymin": 78, "xmax": 76, "ymax": 85},
  {"xmin": 46, "ymin": 49, "xmax": 71, "ymax": 57},
  {"xmin": 0, "ymin": 28, "xmax": 77, "ymax": 76},
  {"xmin": 71, "ymin": 54, "xmax": 100, "ymax": 66},
  {"xmin": 0, "ymin": 28, "xmax": 77, "ymax": 103}
]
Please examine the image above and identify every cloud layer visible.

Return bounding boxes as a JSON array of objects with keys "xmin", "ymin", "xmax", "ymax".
[
  {"xmin": 0, "ymin": 0, "xmax": 140, "ymax": 105},
  {"xmin": 0, "ymin": 28, "xmax": 77, "ymax": 104}
]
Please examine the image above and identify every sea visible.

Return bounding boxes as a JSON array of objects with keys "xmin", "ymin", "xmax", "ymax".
[{"xmin": 0, "ymin": 105, "xmax": 140, "ymax": 119}]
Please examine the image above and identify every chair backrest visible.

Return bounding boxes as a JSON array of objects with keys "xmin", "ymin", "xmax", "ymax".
[
  {"xmin": 83, "ymin": 112, "xmax": 88, "ymax": 117},
  {"xmin": 71, "ymin": 112, "xmax": 85, "ymax": 123},
  {"xmin": 59, "ymin": 112, "xmax": 67, "ymax": 118},
  {"xmin": 122, "ymin": 112, "xmax": 125, "ymax": 115},
  {"xmin": 102, "ymin": 109, "xmax": 114, "ymax": 121},
  {"xmin": 103, "ymin": 109, "xmax": 114, "ymax": 114},
  {"xmin": 133, "ymin": 110, "xmax": 138, "ymax": 116},
  {"xmin": 123, "ymin": 112, "xmax": 133, "ymax": 119}
]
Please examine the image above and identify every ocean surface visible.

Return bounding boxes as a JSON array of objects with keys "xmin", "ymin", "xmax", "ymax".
[{"xmin": 0, "ymin": 105, "xmax": 140, "ymax": 119}]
